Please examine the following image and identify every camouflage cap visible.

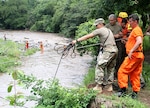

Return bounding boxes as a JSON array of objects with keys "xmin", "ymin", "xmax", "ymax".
[{"xmin": 93, "ymin": 18, "xmax": 105, "ymax": 26}]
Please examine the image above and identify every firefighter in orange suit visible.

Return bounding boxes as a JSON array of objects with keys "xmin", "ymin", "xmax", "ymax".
[
  {"xmin": 117, "ymin": 14, "xmax": 144, "ymax": 99},
  {"xmin": 117, "ymin": 12, "xmax": 132, "ymax": 33},
  {"xmin": 40, "ymin": 41, "xmax": 44, "ymax": 54}
]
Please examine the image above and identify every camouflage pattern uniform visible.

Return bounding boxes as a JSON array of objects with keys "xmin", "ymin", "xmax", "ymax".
[{"xmin": 92, "ymin": 27, "xmax": 118, "ymax": 85}]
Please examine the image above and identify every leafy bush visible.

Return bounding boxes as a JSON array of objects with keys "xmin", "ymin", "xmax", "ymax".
[
  {"xmin": 31, "ymin": 80, "xmax": 97, "ymax": 108},
  {"xmin": 8, "ymin": 70, "xmax": 149, "ymax": 108},
  {"xmin": 14, "ymin": 72, "xmax": 97, "ymax": 108},
  {"xmin": 75, "ymin": 19, "xmax": 100, "ymax": 56}
]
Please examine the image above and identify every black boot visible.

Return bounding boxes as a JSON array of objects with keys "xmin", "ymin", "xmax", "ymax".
[
  {"xmin": 131, "ymin": 91, "xmax": 138, "ymax": 99},
  {"xmin": 117, "ymin": 87, "xmax": 127, "ymax": 97}
]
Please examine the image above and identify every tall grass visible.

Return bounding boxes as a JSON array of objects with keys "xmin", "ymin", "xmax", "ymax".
[
  {"xmin": 0, "ymin": 39, "xmax": 21, "ymax": 72},
  {"xmin": 142, "ymin": 62, "xmax": 150, "ymax": 88},
  {"xmin": 83, "ymin": 68, "xmax": 95, "ymax": 86},
  {"xmin": 0, "ymin": 39, "xmax": 38, "ymax": 73}
]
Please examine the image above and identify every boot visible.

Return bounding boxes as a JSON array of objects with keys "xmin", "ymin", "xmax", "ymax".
[
  {"xmin": 117, "ymin": 87, "xmax": 126, "ymax": 97},
  {"xmin": 93, "ymin": 84, "xmax": 103, "ymax": 93},
  {"xmin": 131, "ymin": 91, "xmax": 138, "ymax": 99}
]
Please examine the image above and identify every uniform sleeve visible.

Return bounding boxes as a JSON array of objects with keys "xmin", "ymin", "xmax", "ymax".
[
  {"xmin": 134, "ymin": 27, "xmax": 143, "ymax": 38},
  {"xmin": 92, "ymin": 29, "xmax": 102, "ymax": 36}
]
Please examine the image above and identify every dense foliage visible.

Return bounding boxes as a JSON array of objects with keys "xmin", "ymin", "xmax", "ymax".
[
  {"xmin": 0, "ymin": 0, "xmax": 150, "ymax": 37},
  {"xmin": 75, "ymin": 19, "xmax": 100, "ymax": 56},
  {"xmin": 8, "ymin": 70, "xmax": 149, "ymax": 108},
  {"xmin": 8, "ymin": 71, "xmax": 97, "ymax": 108}
]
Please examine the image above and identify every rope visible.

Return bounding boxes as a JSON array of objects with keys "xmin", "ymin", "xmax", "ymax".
[
  {"xmin": 52, "ymin": 43, "xmax": 75, "ymax": 83},
  {"xmin": 53, "ymin": 53, "xmax": 64, "ymax": 81},
  {"xmin": 53, "ymin": 37, "xmax": 127, "ymax": 58}
]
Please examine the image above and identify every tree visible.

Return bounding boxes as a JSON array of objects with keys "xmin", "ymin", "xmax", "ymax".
[
  {"xmin": 29, "ymin": 0, "xmax": 56, "ymax": 32},
  {"xmin": 0, "ymin": 0, "xmax": 150, "ymax": 36},
  {"xmin": 0, "ymin": 0, "xmax": 28, "ymax": 29}
]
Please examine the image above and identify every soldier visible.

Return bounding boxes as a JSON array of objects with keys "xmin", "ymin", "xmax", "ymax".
[{"xmin": 71, "ymin": 18, "xmax": 118, "ymax": 93}]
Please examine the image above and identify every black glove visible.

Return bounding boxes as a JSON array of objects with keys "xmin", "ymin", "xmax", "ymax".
[{"xmin": 64, "ymin": 43, "xmax": 74, "ymax": 51}]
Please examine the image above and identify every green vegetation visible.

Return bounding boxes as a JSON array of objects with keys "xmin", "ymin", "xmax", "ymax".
[
  {"xmin": 142, "ymin": 62, "xmax": 150, "ymax": 88},
  {"xmin": 7, "ymin": 71, "xmax": 97, "ymax": 108},
  {"xmin": 23, "ymin": 48, "xmax": 39, "ymax": 56},
  {"xmin": 0, "ymin": 0, "xmax": 150, "ymax": 107},
  {"xmin": 0, "ymin": 0, "xmax": 150, "ymax": 37},
  {"xmin": 7, "ymin": 70, "xmax": 149, "ymax": 108},
  {"xmin": 84, "ymin": 67, "xmax": 95, "ymax": 86},
  {"xmin": 75, "ymin": 19, "xmax": 100, "ymax": 56},
  {"xmin": 34, "ymin": 82, "xmax": 96, "ymax": 108},
  {"xmin": 0, "ymin": 39, "xmax": 21, "ymax": 72},
  {"xmin": 143, "ymin": 36, "xmax": 150, "ymax": 51},
  {"xmin": 7, "ymin": 70, "xmax": 34, "ymax": 106},
  {"xmin": 98, "ymin": 94, "xmax": 148, "ymax": 108},
  {"xmin": 0, "ymin": 39, "xmax": 39, "ymax": 73}
]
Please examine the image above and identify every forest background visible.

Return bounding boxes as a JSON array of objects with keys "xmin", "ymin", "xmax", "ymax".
[{"xmin": 0, "ymin": 0, "xmax": 150, "ymax": 37}]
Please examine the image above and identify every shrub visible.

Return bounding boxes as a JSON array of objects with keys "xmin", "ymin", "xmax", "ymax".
[{"xmin": 75, "ymin": 19, "xmax": 100, "ymax": 56}]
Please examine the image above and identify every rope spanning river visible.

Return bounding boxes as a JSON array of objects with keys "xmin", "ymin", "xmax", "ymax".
[{"xmin": 0, "ymin": 30, "xmax": 93, "ymax": 108}]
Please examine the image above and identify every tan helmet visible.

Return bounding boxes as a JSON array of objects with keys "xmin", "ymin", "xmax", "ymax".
[{"xmin": 119, "ymin": 12, "xmax": 128, "ymax": 18}]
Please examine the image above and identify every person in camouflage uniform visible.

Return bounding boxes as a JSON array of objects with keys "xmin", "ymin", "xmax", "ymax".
[{"xmin": 72, "ymin": 18, "xmax": 118, "ymax": 93}]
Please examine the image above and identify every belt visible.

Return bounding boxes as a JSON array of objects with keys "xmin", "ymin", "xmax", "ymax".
[
  {"xmin": 134, "ymin": 50, "xmax": 143, "ymax": 53},
  {"xmin": 102, "ymin": 44, "xmax": 116, "ymax": 47}
]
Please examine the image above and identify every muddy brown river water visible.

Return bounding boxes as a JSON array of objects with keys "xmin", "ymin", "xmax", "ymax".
[{"xmin": 0, "ymin": 30, "xmax": 93, "ymax": 108}]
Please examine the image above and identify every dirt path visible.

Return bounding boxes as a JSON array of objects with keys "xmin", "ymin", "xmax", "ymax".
[{"xmin": 139, "ymin": 89, "xmax": 150, "ymax": 107}]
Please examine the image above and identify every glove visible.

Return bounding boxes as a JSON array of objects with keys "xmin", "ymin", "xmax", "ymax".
[{"xmin": 64, "ymin": 43, "xmax": 74, "ymax": 51}]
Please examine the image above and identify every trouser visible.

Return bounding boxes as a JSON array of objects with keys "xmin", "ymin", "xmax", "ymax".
[
  {"xmin": 140, "ymin": 74, "xmax": 145, "ymax": 88},
  {"xmin": 115, "ymin": 41, "xmax": 123, "ymax": 79},
  {"xmin": 95, "ymin": 51, "xmax": 117, "ymax": 85},
  {"xmin": 121, "ymin": 42, "xmax": 127, "ymax": 62},
  {"xmin": 118, "ymin": 55, "xmax": 144, "ymax": 92}
]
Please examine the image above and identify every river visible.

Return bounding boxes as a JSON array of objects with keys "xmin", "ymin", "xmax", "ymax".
[{"xmin": 0, "ymin": 30, "xmax": 93, "ymax": 108}]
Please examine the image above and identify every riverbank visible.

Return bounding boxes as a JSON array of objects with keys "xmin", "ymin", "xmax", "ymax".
[{"xmin": 0, "ymin": 30, "xmax": 93, "ymax": 107}]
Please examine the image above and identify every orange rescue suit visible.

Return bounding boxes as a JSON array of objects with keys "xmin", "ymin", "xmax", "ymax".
[{"xmin": 118, "ymin": 26, "xmax": 144, "ymax": 92}]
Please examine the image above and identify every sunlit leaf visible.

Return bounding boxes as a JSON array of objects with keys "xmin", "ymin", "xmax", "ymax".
[
  {"xmin": 12, "ymin": 71, "xmax": 18, "ymax": 80},
  {"xmin": 7, "ymin": 85, "xmax": 13, "ymax": 93}
]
